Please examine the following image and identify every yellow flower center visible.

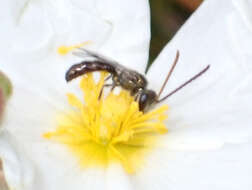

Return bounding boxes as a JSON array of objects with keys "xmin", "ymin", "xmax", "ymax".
[{"xmin": 44, "ymin": 57, "xmax": 168, "ymax": 174}]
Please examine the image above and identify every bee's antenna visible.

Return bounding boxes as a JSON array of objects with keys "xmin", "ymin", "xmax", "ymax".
[
  {"xmin": 157, "ymin": 65, "xmax": 210, "ymax": 103},
  {"xmin": 157, "ymin": 50, "xmax": 180, "ymax": 99}
]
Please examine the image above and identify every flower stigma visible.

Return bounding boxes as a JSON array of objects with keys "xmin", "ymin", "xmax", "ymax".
[{"xmin": 43, "ymin": 72, "xmax": 168, "ymax": 174}]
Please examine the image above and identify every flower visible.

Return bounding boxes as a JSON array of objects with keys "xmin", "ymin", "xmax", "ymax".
[
  {"xmin": 43, "ymin": 72, "xmax": 168, "ymax": 174},
  {"xmin": 1, "ymin": 0, "xmax": 252, "ymax": 190}
]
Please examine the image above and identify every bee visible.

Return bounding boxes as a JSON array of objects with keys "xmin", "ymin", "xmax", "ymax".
[{"xmin": 65, "ymin": 48, "xmax": 210, "ymax": 112}]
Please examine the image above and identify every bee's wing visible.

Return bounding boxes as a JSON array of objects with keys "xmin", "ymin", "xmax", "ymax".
[{"xmin": 73, "ymin": 48, "xmax": 118, "ymax": 65}]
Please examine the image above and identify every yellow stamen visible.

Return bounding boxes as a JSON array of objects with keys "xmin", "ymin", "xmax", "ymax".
[
  {"xmin": 57, "ymin": 41, "xmax": 92, "ymax": 55},
  {"xmin": 44, "ymin": 72, "xmax": 168, "ymax": 174}
]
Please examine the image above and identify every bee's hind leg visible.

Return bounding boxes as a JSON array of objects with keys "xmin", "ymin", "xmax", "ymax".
[{"xmin": 98, "ymin": 83, "xmax": 116, "ymax": 100}]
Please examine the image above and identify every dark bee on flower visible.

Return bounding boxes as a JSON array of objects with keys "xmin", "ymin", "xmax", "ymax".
[{"xmin": 65, "ymin": 48, "xmax": 209, "ymax": 112}]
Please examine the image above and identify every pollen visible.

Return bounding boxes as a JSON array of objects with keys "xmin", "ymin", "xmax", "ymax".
[
  {"xmin": 57, "ymin": 41, "xmax": 92, "ymax": 55},
  {"xmin": 43, "ymin": 72, "xmax": 168, "ymax": 174}
]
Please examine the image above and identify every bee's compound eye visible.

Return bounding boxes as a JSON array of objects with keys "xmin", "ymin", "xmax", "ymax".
[
  {"xmin": 139, "ymin": 93, "xmax": 148, "ymax": 111},
  {"xmin": 139, "ymin": 90, "xmax": 157, "ymax": 111}
]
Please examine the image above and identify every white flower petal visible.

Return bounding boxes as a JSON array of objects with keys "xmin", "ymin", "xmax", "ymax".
[
  {"xmin": 147, "ymin": 0, "xmax": 252, "ymax": 147},
  {"xmin": 2, "ymin": 79, "xmax": 65, "ymax": 140},
  {"xmin": 106, "ymin": 164, "xmax": 133, "ymax": 190},
  {"xmin": 1, "ymin": 0, "xmax": 150, "ymax": 73},
  {"xmin": 0, "ymin": 0, "xmax": 110, "ymax": 63},
  {"xmin": 0, "ymin": 130, "xmax": 38, "ymax": 190},
  {"xmin": 23, "ymin": 143, "xmax": 107, "ymax": 190},
  {"xmin": 0, "ymin": 129, "xmax": 108, "ymax": 190},
  {"xmin": 229, "ymin": 0, "xmax": 252, "ymax": 62},
  {"xmin": 95, "ymin": 0, "xmax": 151, "ymax": 72},
  {"xmin": 136, "ymin": 142, "xmax": 252, "ymax": 190},
  {"xmin": 232, "ymin": 0, "xmax": 252, "ymax": 30}
]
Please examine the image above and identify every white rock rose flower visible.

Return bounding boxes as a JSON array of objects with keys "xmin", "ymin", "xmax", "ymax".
[{"xmin": 0, "ymin": 0, "xmax": 252, "ymax": 190}]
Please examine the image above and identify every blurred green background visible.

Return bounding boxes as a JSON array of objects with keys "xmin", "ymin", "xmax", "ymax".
[{"xmin": 148, "ymin": 0, "xmax": 202, "ymax": 69}]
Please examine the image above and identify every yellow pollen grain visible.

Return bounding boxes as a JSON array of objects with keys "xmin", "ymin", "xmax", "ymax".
[
  {"xmin": 57, "ymin": 41, "xmax": 92, "ymax": 55},
  {"xmin": 43, "ymin": 72, "xmax": 168, "ymax": 174}
]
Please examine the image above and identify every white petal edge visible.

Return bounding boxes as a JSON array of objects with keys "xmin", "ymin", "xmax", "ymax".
[
  {"xmin": 147, "ymin": 0, "xmax": 252, "ymax": 149},
  {"xmin": 232, "ymin": 0, "xmax": 252, "ymax": 31}
]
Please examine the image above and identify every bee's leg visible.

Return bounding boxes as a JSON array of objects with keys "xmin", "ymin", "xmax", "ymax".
[
  {"xmin": 133, "ymin": 88, "xmax": 143, "ymax": 102},
  {"xmin": 98, "ymin": 84, "xmax": 113, "ymax": 100},
  {"xmin": 105, "ymin": 74, "xmax": 112, "ymax": 81},
  {"xmin": 110, "ymin": 84, "xmax": 116, "ymax": 92},
  {"xmin": 134, "ymin": 93, "xmax": 139, "ymax": 101}
]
